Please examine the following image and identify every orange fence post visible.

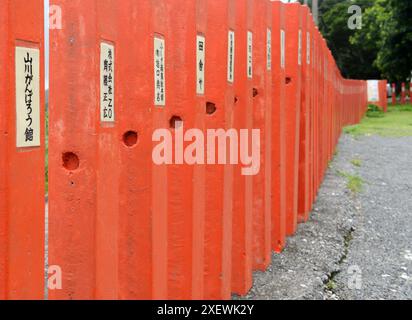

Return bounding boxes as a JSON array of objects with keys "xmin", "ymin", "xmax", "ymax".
[
  {"xmin": 380, "ymin": 80, "xmax": 388, "ymax": 112},
  {"xmin": 0, "ymin": 0, "xmax": 45, "ymax": 300},
  {"xmin": 270, "ymin": 0, "xmax": 286, "ymax": 253},
  {"xmin": 251, "ymin": 0, "xmax": 272, "ymax": 271},
  {"xmin": 203, "ymin": 0, "xmax": 234, "ymax": 300},
  {"xmin": 232, "ymin": 0, "xmax": 254, "ymax": 296},
  {"xmin": 50, "ymin": 0, "xmax": 109, "ymax": 299},
  {"xmin": 297, "ymin": 5, "xmax": 310, "ymax": 223},
  {"xmin": 284, "ymin": 3, "xmax": 302, "ymax": 236},
  {"xmin": 115, "ymin": 0, "xmax": 154, "ymax": 300},
  {"xmin": 409, "ymin": 82, "xmax": 412, "ymax": 103},
  {"xmin": 159, "ymin": 0, "xmax": 199, "ymax": 300}
]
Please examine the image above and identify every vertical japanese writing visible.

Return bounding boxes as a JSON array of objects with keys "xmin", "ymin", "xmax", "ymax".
[
  {"xmin": 15, "ymin": 46, "xmax": 40, "ymax": 148},
  {"xmin": 267, "ymin": 28, "xmax": 272, "ymax": 71},
  {"xmin": 280, "ymin": 29, "xmax": 285, "ymax": 69},
  {"xmin": 154, "ymin": 37, "xmax": 166, "ymax": 106},
  {"xmin": 307, "ymin": 32, "xmax": 311, "ymax": 65},
  {"xmin": 298, "ymin": 29, "xmax": 302, "ymax": 66},
  {"xmin": 247, "ymin": 31, "xmax": 253, "ymax": 79},
  {"xmin": 227, "ymin": 30, "xmax": 235, "ymax": 83},
  {"xmin": 100, "ymin": 43, "xmax": 115, "ymax": 122},
  {"xmin": 196, "ymin": 35, "xmax": 205, "ymax": 95}
]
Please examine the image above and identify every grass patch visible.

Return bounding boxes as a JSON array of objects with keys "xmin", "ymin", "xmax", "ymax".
[
  {"xmin": 337, "ymin": 170, "xmax": 364, "ymax": 194},
  {"xmin": 350, "ymin": 158, "xmax": 362, "ymax": 167},
  {"xmin": 344, "ymin": 103, "xmax": 412, "ymax": 137},
  {"xmin": 326, "ymin": 280, "xmax": 337, "ymax": 291}
]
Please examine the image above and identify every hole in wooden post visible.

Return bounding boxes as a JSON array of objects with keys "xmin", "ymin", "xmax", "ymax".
[
  {"xmin": 206, "ymin": 102, "xmax": 217, "ymax": 115},
  {"xmin": 123, "ymin": 131, "xmax": 138, "ymax": 147},
  {"xmin": 62, "ymin": 152, "xmax": 80, "ymax": 171},
  {"xmin": 253, "ymin": 88, "xmax": 259, "ymax": 97}
]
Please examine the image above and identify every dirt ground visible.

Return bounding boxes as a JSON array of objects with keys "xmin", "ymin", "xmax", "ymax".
[{"xmin": 240, "ymin": 134, "xmax": 412, "ymax": 300}]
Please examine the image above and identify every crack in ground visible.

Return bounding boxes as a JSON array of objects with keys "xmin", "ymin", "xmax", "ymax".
[{"xmin": 323, "ymin": 226, "xmax": 355, "ymax": 294}]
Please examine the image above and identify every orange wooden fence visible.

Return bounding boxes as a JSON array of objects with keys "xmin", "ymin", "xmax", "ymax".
[{"xmin": 1, "ymin": 0, "xmax": 370, "ymax": 300}]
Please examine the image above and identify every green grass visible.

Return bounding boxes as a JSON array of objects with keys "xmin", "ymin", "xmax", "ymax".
[
  {"xmin": 326, "ymin": 279, "xmax": 337, "ymax": 291},
  {"xmin": 337, "ymin": 170, "xmax": 364, "ymax": 194},
  {"xmin": 350, "ymin": 158, "xmax": 362, "ymax": 167},
  {"xmin": 343, "ymin": 104, "xmax": 412, "ymax": 137}
]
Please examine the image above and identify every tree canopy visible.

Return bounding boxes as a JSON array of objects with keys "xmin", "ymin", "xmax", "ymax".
[{"xmin": 299, "ymin": 0, "xmax": 412, "ymax": 84}]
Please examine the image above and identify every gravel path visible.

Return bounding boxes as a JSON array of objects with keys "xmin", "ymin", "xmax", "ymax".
[{"xmin": 241, "ymin": 134, "xmax": 412, "ymax": 300}]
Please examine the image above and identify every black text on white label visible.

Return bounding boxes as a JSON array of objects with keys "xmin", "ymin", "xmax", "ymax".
[
  {"xmin": 15, "ymin": 46, "xmax": 41, "ymax": 148},
  {"xmin": 298, "ymin": 29, "xmax": 302, "ymax": 66},
  {"xmin": 154, "ymin": 37, "xmax": 166, "ymax": 106},
  {"xmin": 227, "ymin": 30, "xmax": 235, "ymax": 83},
  {"xmin": 196, "ymin": 35, "xmax": 205, "ymax": 95},
  {"xmin": 100, "ymin": 43, "xmax": 115, "ymax": 122},
  {"xmin": 281, "ymin": 30, "xmax": 285, "ymax": 69},
  {"xmin": 247, "ymin": 31, "xmax": 253, "ymax": 79},
  {"xmin": 267, "ymin": 28, "xmax": 272, "ymax": 71}
]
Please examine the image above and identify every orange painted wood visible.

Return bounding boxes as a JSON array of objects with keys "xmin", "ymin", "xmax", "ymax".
[
  {"xmin": 115, "ymin": 0, "xmax": 153, "ymax": 300},
  {"xmin": 231, "ymin": 0, "xmax": 254, "ymax": 296},
  {"xmin": 297, "ymin": 5, "xmax": 311, "ymax": 223},
  {"xmin": 284, "ymin": 3, "xmax": 302, "ymax": 236},
  {"xmin": 49, "ymin": 0, "xmax": 101, "ymax": 299},
  {"xmin": 203, "ymin": 0, "xmax": 234, "ymax": 300},
  {"xmin": 270, "ymin": 0, "xmax": 286, "ymax": 253},
  {"xmin": 251, "ymin": 0, "xmax": 272, "ymax": 271},
  {"xmin": 0, "ymin": 0, "xmax": 45, "ymax": 300}
]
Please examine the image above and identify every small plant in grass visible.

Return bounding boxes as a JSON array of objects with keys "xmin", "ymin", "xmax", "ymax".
[
  {"xmin": 337, "ymin": 170, "xmax": 364, "ymax": 194},
  {"xmin": 343, "ymin": 125, "xmax": 362, "ymax": 137},
  {"xmin": 326, "ymin": 280, "xmax": 337, "ymax": 291},
  {"xmin": 366, "ymin": 104, "xmax": 385, "ymax": 118},
  {"xmin": 351, "ymin": 158, "xmax": 362, "ymax": 167}
]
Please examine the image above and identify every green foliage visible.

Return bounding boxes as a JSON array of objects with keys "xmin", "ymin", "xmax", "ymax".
[
  {"xmin": 376, "ymin": 0, "xmax": 412, "ymax": 83},
  {"xmin": 302, "ymin": 0, "xmax": 412, "ymax": 83},
  {"xmin": 366, "ymin": 104, "xmax": 385, "ymax": 118},
  {"xmin": 351, "ymin": 158, "xmax": 362, "ymax": 167},
  {"xmin": 337, "ymin": 171, "xmax": 364, "ymax": 194}
]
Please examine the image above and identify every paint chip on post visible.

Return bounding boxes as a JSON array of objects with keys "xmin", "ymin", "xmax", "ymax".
[
  {"xmin": 227, "ymin": 30, "xmax": 235, "ymax": 83},
  {"xmin": 281, "ymin": 30, "xmax": 285, "ymax": 69},
  {"xmin": 15, "ymin": 46, "xmax": 41, "ymax": 148},
  {"xmin": 196, "ymin": 35, "xmax": 205, "ymax": 95},
  {"xmin": 247, "ymin": 31, "xmax": 253, "ymax": 79},
  {"xmin": 154, "ymin": 37, "xmax": 166, "ymax": 106},
  {"xmin": 100, "ymin": 42, "xmax": 115, "ymax": 122},
  {"xmin": 267, "ymin": 28, "xmax": 272, "ymax": 71}
]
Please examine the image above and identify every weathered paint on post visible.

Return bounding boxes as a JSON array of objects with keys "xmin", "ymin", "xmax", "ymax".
[{"xmin": 0, "ymin": 0, "xmax": 45, "ymax": 300}]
